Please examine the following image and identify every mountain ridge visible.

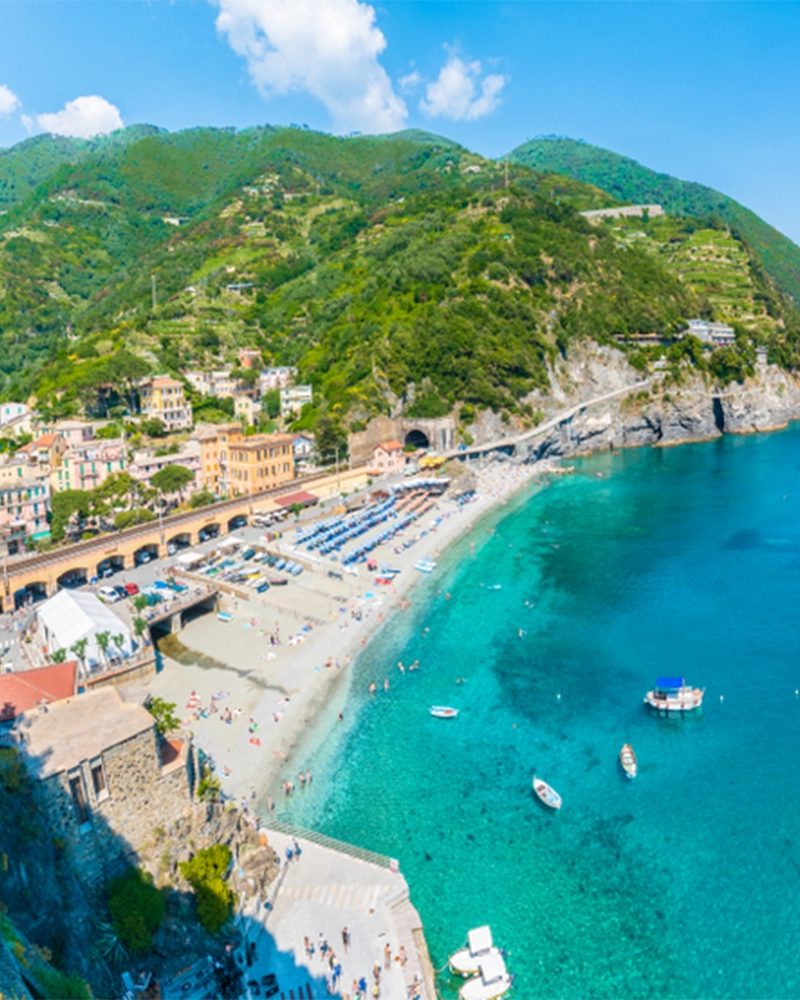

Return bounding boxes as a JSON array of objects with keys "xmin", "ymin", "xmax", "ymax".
[{"xmin": 507, "ymin": 136, "xmax": 800, "ymax": 304}]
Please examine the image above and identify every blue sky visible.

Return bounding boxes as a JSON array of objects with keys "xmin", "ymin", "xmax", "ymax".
[{"xmin": 1, "ymin": 1, "xmax": 799, "ymax": 241}]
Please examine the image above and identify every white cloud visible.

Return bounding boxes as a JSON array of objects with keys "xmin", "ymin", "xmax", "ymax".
[
  {"xmin": 20, "ymin": 114, "xmax": 34, "ymax": 134},
  {"xmin": 399, "ymin": 71, "xmax": 421, "ymax": 93},
  {"xmin": 419, "ymin": 53, "xmax": 506, "ymax": 121},
  {"xmin": 36, "ymin": 96, "xmax": 123, "ymax": 139},
  {"xmin": 0, "ymin": 85, "xmax": 21, "ymax": 116},
  {"xmin": 213, "ymin": 0, "xmax": 407, "ymax": 133}
]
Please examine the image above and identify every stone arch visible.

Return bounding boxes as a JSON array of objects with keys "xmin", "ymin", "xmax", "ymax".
[{"xmin": 57, "ymin": 567, "xmax": 88, "ymax": 590}]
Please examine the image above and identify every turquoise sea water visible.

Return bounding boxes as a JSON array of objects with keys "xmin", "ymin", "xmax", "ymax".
[{"xmin": 277, "ymin": 427, "xmax": 800, "ymax": 999}]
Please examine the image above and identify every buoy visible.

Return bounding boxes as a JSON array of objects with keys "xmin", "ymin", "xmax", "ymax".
[
  {"xmin": 556, "ymin": 693, "xmax": 561, "ymax": 701},
  {"xmin": 720, "ymin": 695, "xmax": 724, "ymax": 702}
]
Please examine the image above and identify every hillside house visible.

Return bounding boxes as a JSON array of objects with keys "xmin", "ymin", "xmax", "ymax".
[
  {"xmin": 8, "ymin": 686, "xmax": 194, "ymax": 882},
  {"xmin": 371, "ymin": 441, "xmax": 407, "ymax": 474},
  {"xmin": 280, "ymin": 384, "xmax": 313, "ymax": 418},
  {"xmin": 681, "ymin": 319, "xmax": 736, "ymax": 346}
]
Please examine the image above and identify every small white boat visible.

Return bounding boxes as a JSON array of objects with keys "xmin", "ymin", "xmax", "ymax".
[
  {"xmin": 430, "ymin": 706, "xmax": 459, "ymax": 719},
  {"xmin": 458, "ymin": 954, "xmax": 512, "ymax": 1000},
  {"xmin": 644, "ymin": 677, "xmax": 704, "ymax": 713},
  {"xmin": 450, "ymin": 926, "xmax": 503, "ymax": 977},
  {"xmin": 415, "ymin": 556, "xmax": 436, "ymax": 573},
  {"xmin": 532, "ymin": 775, "xmax": 562, "ymax": 810},
  {"xmin": 620, "ymin": 744, "xmax": 637, "ymax": 779}
]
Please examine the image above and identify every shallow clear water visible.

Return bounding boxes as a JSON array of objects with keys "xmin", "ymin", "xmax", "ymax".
[{"xmin": 276, "ymin": 428, "xmax": 800, "ymax": 999}]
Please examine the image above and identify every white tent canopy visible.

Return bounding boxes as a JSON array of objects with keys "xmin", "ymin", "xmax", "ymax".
[{"xmin": 37, "ymin": 590, "xmax": 133, "ymax": 672}]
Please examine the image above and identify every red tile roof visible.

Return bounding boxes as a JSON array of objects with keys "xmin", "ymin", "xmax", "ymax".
[
  {"xmin": 0, "ymin": 661, "xmax": 78, "ymax": 722},
  {"xmin": 34, "ymin": 434, "xmax": 61, "ymax": 448},
  {"xmin": 275, "ymin": 490, "xmax": 319, "ymax": 508},
  {"xmin": 378, "ymin": 440, "xmax": 403, "ymax": 452}
]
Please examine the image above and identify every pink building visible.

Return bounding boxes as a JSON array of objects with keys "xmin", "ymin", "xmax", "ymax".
[
  {"xmin": 53, "ymin": 439, "xmax": 127, "ymax": 493},
  {"xmin": 371, "ymin": 441, "xmax": 407, "ymax": 475},
  {"xmin": 0, "ymin": 477, "xmax": 50, "ymax": 553},
  {"xmin": 129, "ymin": 441, "xmax": 200, "ymax": 488}
]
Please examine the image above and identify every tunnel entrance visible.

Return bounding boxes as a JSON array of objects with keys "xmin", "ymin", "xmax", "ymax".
[{"xmin": 404, "ymin": 429, "xmax": 429, "ymax": 450}]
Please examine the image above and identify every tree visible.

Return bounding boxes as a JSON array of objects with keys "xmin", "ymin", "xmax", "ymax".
[
  {"xmin": 95, "ymin": 631, "xmax": 111, "ymax": 668},
  {"xmin": 50, "ymin": 648, "xmax": 67, "ymax": 664},
  {"xmin": 70, "ymin": 638, "xmax": 89, "ymax": 674},
  {"xmin": 107, "ymin": 866, "xmax": 165, "ymax": 953},
  {"xmin": 133, "ymin": 617, "xmax": 148, "ymax": 640},
  {"xmin": 179, "ymin": 845, "xmax": 234, "ymax": 934},
  {"xmin": 188, "ymin": 488, "xmax": 216, "ymax": 509},
  {"xmin": 102, "ymin": 349, "xmax": 151, "ymax": 414},
  {"xmin": 262, "ymin": 389, "xmax": 281, "ymax": 419},
  {"xmin": 143, "ymin": 418, "xmax": 166, "ymax": 438},
  {"xmin": 289, "ymin": 502, "xmax": 303, "ymax": 519},
  {"xmin": 151, "ymin": 464, "xmax": 195, "ymax": 496},
  {"xmin": 111, "ymin": 633, "xmax": 126, "ymax": 658},
  {"xmin": 114, "ymin": 509, "xmax": 156, "ymax": 531},
  {"xmin": 315, "ymin": 412, "xmax": 347, "ymax": 464},
  {"xmin": 50, "ymin": 489, "xmax": 97, "ymax": 541},
  {"xmin": 132, "ymin": 594, "xmax": 149, "ymax": 614},
  {"xmin": 146, "ymin": 696, "xmax": 180, "ymax": 735}
]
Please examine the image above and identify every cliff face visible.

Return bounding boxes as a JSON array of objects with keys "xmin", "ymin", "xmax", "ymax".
[{"xmin": 486, "ymin": 345, "xmax": 800, "ymax": 460}]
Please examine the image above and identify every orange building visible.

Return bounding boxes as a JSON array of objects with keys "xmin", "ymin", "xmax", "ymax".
[{"xmin": 196, "ymin": 423, "xmax": 294, "ymax": 497}]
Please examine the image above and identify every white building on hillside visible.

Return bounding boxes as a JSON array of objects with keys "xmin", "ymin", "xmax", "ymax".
[
  {"xmin": 280, "ymin": 384, "xmax": 313, "ymax": 419},
  {"xmin": 682, "ymin": 319, "xmax": 736, "ymax": 346},
  {"xmin": 0, "ymin": 403, "xmax": 27, "ymax": 427},
  {"xmin": 37, "ymin": 590, "xmax": 134, "ymax": 674}
]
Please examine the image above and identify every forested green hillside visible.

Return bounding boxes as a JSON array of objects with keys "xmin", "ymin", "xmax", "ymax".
[
  {"xmin": 2, "ymin": 125, "xmax": 800, "ymax": 437},
  {"xmin": 508, "ymin": 137, "xmax": 800, "ymax": 305}
]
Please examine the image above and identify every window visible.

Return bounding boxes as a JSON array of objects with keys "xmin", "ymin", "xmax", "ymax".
[
  {"xmin": 91, "ymin": 760, "xmax": 108, "ymax": 801},
  {"xmin": 69, "ymin": 773, "xmax": 89, "ymax": 825}
]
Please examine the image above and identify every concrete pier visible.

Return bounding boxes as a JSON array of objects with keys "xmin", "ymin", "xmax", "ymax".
[{"xmin": 237, "ymin": 823, "xmax": 435, "ymax": 1000}]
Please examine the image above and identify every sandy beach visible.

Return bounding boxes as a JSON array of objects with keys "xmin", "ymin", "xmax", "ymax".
[{"xmin": 138, "ymin": 459, "xmax": 553, "ymax": 808}]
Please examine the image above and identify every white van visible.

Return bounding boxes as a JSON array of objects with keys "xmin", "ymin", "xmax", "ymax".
[{"xmin": 98, "ymin": 585, "xmax": 121, "ymax": 604}]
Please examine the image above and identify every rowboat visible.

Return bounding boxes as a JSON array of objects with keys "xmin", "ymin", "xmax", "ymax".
[
  {"xmin": 449, "ymin": 926, "xmax": 503, "ymax": 977},
  {"xmin": 532, "ymin": 776, "xmax": 562, "ymax": 810},
  {"xmin": 430, "ymin": 706, "xmax": 459, "ymax": 719},
  {"xmin": 620, "ymin": 744, "xmax": 637, "ymax": 779},
  {"xmin": 415, "ymin": 556, "xmax": 436, "ymax": 573},
  {"xmin": 644, "ymin": 677, "xmax": 704, "ymax": 713}
]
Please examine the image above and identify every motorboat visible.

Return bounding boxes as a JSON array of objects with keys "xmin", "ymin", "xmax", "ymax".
[
  {"xmin": 450, "ymin": 926, "xmax": 502, "ymax": 977},
  {"xmin": 415, "ymin": 556, "xmax": 436, "ymax": 573},
  {"xmin": 532, "ymin": 776, "xmax": 562, "ymax": 810},
  {"xmin": 458, "ymin": 954, "xmax": 512, "ymax": 1000},
  {"xmin": 644, "ymin": 677, "xmax": 704, "ymax": 713},
  {"xmin": 430, "ymin": 706, "xmax": 459, "ymax": 719},
  {"xmin": 620, "ymin": 744, "xmax": 637, "ymax": 779}
]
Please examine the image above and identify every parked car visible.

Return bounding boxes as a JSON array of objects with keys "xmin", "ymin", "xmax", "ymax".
[
  {"xmin": 98, "ymin": 586, "xmax": 121, "ymax": 604},
  {"xmin": 167, "ymin": 542, "xmax": 177, "ymax": 556},
  {"xmin": 135, "ymin": 551, "xmax": 152, "ymax": 566},
  {"xmin": 256, "ymin": 581, "xmax": 270, "ymax": 593},
  {"xmin": 113, "ymin": 585, "xmax": 129, "ymax": 601},
  {"xmin": 229, "ymin": 515, "xmax": 247, "ymax": 529},
  {"xmin": 124, "ymin": 582, "xmax": 140, "ymax": 596},
  {"xmin": 242, "ymin": 548, "xmax": 256, "ymax": 561}
]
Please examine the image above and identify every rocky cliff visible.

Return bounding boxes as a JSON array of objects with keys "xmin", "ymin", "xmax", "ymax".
[{"xmin": 466, "ymin": 344, "xmax": 800, "ymax": 460}]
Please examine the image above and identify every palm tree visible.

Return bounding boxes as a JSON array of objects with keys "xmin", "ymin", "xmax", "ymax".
[
  {"xmin": 133, "ymin": 617, "xmax": 149, "ymax": 644},
  {"xmin": 70, "ymin": 638, "xmax": 89, "ymax": 676},
  {"xmin": 95, "ymin": 630, "xmax": 111, "ymax": 670},
  {"xmin": 111, "ymin": 632, "xmax": 126, "ymax": 660},
  {"xmin": 50, "ymin": 648, "xmax": 67, "ymax": 664}
]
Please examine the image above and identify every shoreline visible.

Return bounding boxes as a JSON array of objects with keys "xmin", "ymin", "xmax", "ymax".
[{"xmin": 140, "ymin": 460, "xmax": 552, "ymax": 810}]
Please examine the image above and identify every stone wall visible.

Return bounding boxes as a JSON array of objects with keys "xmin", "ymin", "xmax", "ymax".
[
  {"xmin": 36, "ymin": 726, "xmax": 194, "ymax": 883},
  {"xmin": 349, "ymin": 415, "xmax": 456, "ymax": 465}
]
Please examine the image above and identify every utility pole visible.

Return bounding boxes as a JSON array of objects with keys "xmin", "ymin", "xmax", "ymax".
[
  {"xmin": 505, "ymin": 157, "xmax": 509, "ymax": 190},
  {"xmin": 151, "ymin": 274, "xmax": 157, "ymax": 311},
  {"xmin": 335, "ymin": 446, "xmax": 341, "ymax": 495}
]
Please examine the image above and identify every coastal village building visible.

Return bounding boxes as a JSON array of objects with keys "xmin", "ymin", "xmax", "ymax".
[
  {"xmin": 234, "ymin": 395, "xmax": 261, "ymax": 427},
  {"xmin": 140, "ymin": 377, "xmax": 193, "ymax": 431},
  {"xmin": 238, "ymin": 348, "xmax": 262, "ymax": 370},
  {"xmin": 129, "ymin": 440, "xmax": 200, "ymax": 488},
  {"xmin": 371, "ymin": 441, "xmax": 407, "ymax": 475},
  {"xmin": 259, "ymin": 366, "xmax": 297, "ymax": 392},
  {"xmin": 36, "ymin": 590, "xmax": 133, "ymax": 672},
  {"xmin": 8, "ymin": 686, "xmax": 194, "ymax": 883},
  {"xmin": 0, "ymin": 660, "xmax": 77, "ymax": 721},
  {"xmin": 0, "ymin": 478, "xmax": 50, "ymax": 552},
  {"xmin": 681, "ymin": 319, "xmax": 736, "ymax": 346},
  {"xmin": 51, "ymin": 438, "xmax": 127, "ymax": 493},
  {"xmin": 227, "ymin": 432, "xmax": 295, "ymax": 497},
  {"xmin": 196, "ymin": 423, "xmax": 294, "ymax": 496},
  {"xmin": 0, "ymin": 402, "xmax": 27, "ymax": 427},
  {"xmin": 280, "ymin": 384, "xmax": 313, "ymax": 419}
]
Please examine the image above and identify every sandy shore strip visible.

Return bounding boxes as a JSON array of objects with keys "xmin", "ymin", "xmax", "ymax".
[{"xmin": 137, "ymin": 460, "xmax": 557, "ymax": 807}]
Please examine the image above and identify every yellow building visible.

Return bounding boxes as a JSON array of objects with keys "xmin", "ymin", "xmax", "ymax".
[
  {"xmin": 196, "ymin": 424, "xmax": 294, "ymax": 497},
  {"xmin": 140, "ymin": 377, "xmax": 193, "ymax": 431}
]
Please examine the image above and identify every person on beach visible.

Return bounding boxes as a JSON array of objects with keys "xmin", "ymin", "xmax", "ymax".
[
  {"xmin": 292, "ymin": 837, "xmax": 302, "ymax": 859},
  {"xmin": 384, "ymin": 943, "xmax": 391, "ymax": 969},
  {"xmin": 338, "ymin": 711, "xmax": 344, "ymax": 722},
  {"xmin": 369, "ymin": 682, "xmax": 377, "ymax": 695},
  {"xmin": 342, "ymin": 927, "xmax": 350, "ymax": 952},
  {"xmin": 299, "ymin": 771, "xmax": 306, "ymax": 787},
  {"xmin": 384, "ymin": 677, "xmax": 390, "ymax": 691},
  {"xmin": 306, "ymin": 769, "xmax": 312, "ymax": 785},
  {"xmin": 398, "ymin": 945, "xmax": 407, "ymax": 968},
  {"xmin": 397, "ymin": 661, "xmax": 405, "ymax": 673},
  {"xmin": 267, "ymin": 795, "xmax": 274, "ymax": 813}
]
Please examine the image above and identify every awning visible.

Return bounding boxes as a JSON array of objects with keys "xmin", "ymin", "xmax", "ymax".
[
  {"xmin": 275, "ymin": 490, "xmax": 319, "ymax": 509},
  {"xmin": 657, "ymin": 677, "xmax": 685, "ymax": 689}
]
